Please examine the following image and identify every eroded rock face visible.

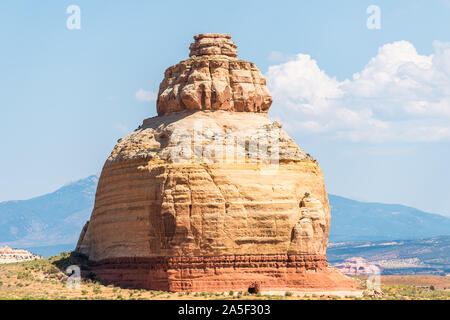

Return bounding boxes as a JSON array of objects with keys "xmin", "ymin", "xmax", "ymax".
[
  {"xmin": 0, "ymin": 246, "xmax": 41, "ymax": 264},
  {"xmin": 76, "ymin": 33, "xmax": 360, "ymax": 294},
  {"xmin": 77, "ymin": 111, "xmax": 328, "ymax": 260},
  {"xmin": 157, "ymin": 33, "xmax": 272, "ymax": 115},
  {"xmin": 189, "ymin": 33, "xmax": 237, "ymax": 57},
  {"xmin": 333, "ymin": 258, "xmax": 382, "ymax": 276}
]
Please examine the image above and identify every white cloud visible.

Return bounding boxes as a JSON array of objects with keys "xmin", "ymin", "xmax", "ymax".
[
  {"xmin": 266, "ymin": 41, "xmax": 450, "ymax": 142},
  {"xmin": 135, "ymin": 89, "xmax": 157, "ymax": 102}
]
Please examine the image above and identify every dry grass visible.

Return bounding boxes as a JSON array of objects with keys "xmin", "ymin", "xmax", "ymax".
[
  {"xmin": 0, "ymin": 253, "xmax": 448, "ymax": 300},
  {"xmin": 375, "ymin": 275, "xmax": 450, "ymax": 290}
]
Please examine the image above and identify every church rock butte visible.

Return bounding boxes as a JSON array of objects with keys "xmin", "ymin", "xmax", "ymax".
[{"xmin": 75, "ymin": 33, "xmax": 360, "ymax": 294}]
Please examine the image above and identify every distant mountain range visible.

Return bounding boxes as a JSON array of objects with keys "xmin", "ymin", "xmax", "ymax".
[
  {"xmin": 0, "ymin": 176, "xmax": 449, "ymax": 257},
  {"xmin": 0, "ymin": 176, "xmax": 97, "ymax": 256},
  {"xmin": 328, "ymin": 194, "xmax": 450, "ymax": 242}
]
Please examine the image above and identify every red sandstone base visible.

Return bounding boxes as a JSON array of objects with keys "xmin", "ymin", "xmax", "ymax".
[{"xmin": 88, "ymin": 254, "xmax": 360, "ymax": 293}]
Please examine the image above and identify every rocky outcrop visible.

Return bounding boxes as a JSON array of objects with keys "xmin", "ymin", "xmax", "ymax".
[
  {"xmin": 0, "ymin": 246, "xmax": 41, "ymax": 264},
  {"xmin": 76, "ymin": 33, "xmax": 360, "ymax": 294},
  {"xmin": 77, "ymin": 111, "xmax": 329, "ymax": 260},
  {"xmin": 189, "ymin": 33, "xmax": 237, "ymax": 58},
  {"xmin": 88, "ymin": 255, "xmax": 358, "ymax": 293},
  {"xmin": 333, "ymin": 257, "xmax": 382, "ymax": 276},
  {"xmin": 157, "ymin": 33, "xmax": 272, "ymax": 115}
]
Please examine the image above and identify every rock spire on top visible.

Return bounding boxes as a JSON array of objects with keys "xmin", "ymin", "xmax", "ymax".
[
  {"xmin": 157, "ymin": 33, "xmax": 272, "ymax": 115},
  {"xmin": 189, "ymin": 33, "xmax": 238, "ymax": 57}
]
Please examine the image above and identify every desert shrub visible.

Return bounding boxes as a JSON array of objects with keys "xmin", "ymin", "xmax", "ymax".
[
  {"xmin": 17, "ymin": 272, "xmax": 31, "ymax": 280},
  {"xmin": 44, "ymin": 265, "xmax": 60, "ymax": 275},
  {"xmin": 93, "ymin": 287, "xmax": 102, "ymax": 294}
]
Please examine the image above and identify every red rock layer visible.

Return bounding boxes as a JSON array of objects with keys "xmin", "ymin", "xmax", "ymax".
[{"xmin": 88, "ymin": 254, "xmax": 359, "ymax": 292}]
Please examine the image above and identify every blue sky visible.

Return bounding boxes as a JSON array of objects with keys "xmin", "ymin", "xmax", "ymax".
[{"xmin": 1, "ymin": 1, "xmax": 449, "ymax": 217}]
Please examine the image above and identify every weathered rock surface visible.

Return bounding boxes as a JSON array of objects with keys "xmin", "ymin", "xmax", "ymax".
[
  {"xmin": 0, "ymin": 246, "xmax": 41, "ymax": 264},
  {"xmin": 76, "ymin": 33, "xmax": 360, "ymax": 293},
  {"xmin": 333, "ymin": 257, "xmax": 382, "ymax": 276},
  {"xmin": 189, "ymin": 33, "xmax": 237, "ymax": 58},
  {"xmin": 157, "ymin": 33, "xmax": 272, "ymax": 115},
  {"xmin": 77, "ymin": 111, "xmax": 328, "ymax": 259}
]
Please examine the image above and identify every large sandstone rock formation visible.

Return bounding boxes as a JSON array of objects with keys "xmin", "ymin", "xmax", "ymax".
[{"xmin": 76, "ymin": 33, "xmax": 359, "ymax": 294}]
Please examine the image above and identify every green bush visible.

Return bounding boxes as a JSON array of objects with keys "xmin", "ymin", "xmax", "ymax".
[
  {"xmin": 44, "ymin": 265, "xmax": 60, "ymax": 275},
  {"xmin": 93, "ymin": 287, "xmax": 102, "ymax": 294}
]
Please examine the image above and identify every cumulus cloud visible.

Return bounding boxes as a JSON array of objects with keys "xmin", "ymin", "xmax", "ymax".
[
  {"xmin": 266, "ymin": 41, "xmax": 450, "ymax": 142},
  {"xmin": 135, "ymin": 89, "xmax": 157, "ymax": 102}
]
